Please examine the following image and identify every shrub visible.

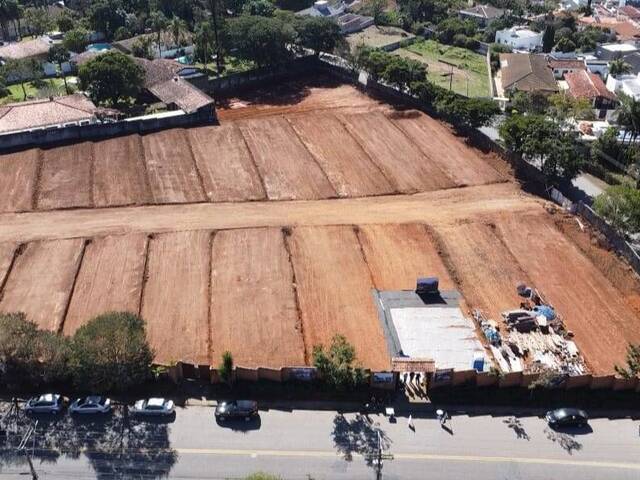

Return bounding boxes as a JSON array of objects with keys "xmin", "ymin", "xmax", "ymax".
[
  {"xmin": 312, "ymin": 334, "xmax": 367, "ymax": 391},
  {"xmin": 219, "ymin": 351, "xmax": 234, "ymax": 385},
  {"xmin": 593, "ymin": 185, "xmax": 640, "ymax": 234}
]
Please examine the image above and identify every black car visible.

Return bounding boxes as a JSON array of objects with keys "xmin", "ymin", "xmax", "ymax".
[
  {"xmin": 545, "ymin": 408, "xmax": 588, "ymax": 428},
  {"xmin": 215, "ymin": 400, "xmax": 258, "ymax": 421}
]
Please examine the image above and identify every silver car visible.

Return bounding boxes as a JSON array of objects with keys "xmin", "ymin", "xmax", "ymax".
[
  {"xmin": 132, "ymin": 398, "xmax": 175, "ymax": 416},
  {"xmin": 69, "ymin": 396, "xmax": 111, "ymax": 414},
  {"xmin": 25, "ymin": 394, "xmax": 64, "ymax": 414}
]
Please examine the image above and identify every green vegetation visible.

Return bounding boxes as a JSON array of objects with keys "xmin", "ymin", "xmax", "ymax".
[
  {"xmin": 401, "ymin": 40, "xmax": 489, "ymax": 98},
  {"xmin": 0, "ymin": 78, "xmax": 72, "ymax": 104},
  {"xmin": 79, "ymin": 51, "xmax": 145, "ymax": 106},
  {"xmin": 593, "ymin": 185, "xmax": 640, "ymax": 235},
  {"xmin": 615, "ymin": 344, "xmax": 640, "ymax": 378},
  {"xmin": 244, "ymin": 473, "xmax": 282, "ymax": 480},
  {"xmin": 219, "ymin": 350, "xmax": 234, "ymax": 385},
  {"xmin": 313, "ymin": 334, "xmax": 367, "ymax": 391},
  {"xmin": 0, "ymin": 312, "xmax": 154, "ymax": 392}
]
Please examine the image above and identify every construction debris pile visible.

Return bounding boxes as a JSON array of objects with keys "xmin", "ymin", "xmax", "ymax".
[{"xmin": 473, "ymin": 284, "xmax": 588, "ymax": 376}]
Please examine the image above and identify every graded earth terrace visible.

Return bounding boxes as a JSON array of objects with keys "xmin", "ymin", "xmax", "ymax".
[{"xmin": 0, "ymin": 79, "xmax": 638, "ymax": 374}]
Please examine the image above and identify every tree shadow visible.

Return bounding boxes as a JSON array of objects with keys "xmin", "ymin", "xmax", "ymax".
[
  {"xmin": 331, "ymin": 413, "xmax": 392, "ymax": 467},
  {"xmin": 0, "ymin": 404, "xmax": 177, "ymax": 479},
  {"xmin": 544, "ymin": 427, "xmax": 585, "ymax": 455},
  {"xmin": 503, "ymin": 417, "xmax": 530, "ymax": 441}
]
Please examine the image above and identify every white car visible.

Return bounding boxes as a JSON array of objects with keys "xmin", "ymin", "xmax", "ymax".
[
  {"xmin": 24, "ymin": 394, "xmax": 64, "ymax": 414},
  {"xmin": 69, "ymin": 396, "xmax": 111, "ymax": 414},
  {"xmin": 132, "ymin": 398, "xmax": 175, "ymax": 416}
]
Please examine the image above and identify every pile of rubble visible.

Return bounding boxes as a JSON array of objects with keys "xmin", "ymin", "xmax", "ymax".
[{"xmin": 473, "ymin": 284, "xmax": 588, "ymax": 376}]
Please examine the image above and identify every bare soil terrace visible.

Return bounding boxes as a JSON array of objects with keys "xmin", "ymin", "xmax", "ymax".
[{"xmin": 0, "ymin": 79, "xmax": 638, "ymax": 374}]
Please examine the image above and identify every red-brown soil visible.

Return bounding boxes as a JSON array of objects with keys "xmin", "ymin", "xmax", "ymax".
[
  {"xmin": 0, "ymin": 149, "xmax": 38, "ymax": 213},
  {"xmin": 37, "ymin": 143, "xmax": 93, "ymax": 210}
]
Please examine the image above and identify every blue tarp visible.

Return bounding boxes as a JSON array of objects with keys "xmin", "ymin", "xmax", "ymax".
[{"xmin": 533, "ymin": 305, "xmax": 556, "ymax": 320}]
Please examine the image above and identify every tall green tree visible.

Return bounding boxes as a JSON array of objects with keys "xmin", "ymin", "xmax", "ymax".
[
  {"xmin": 63, "ymin": 27, "xmax": 89, "ymax": 53},
  {"xmin": 194, "ymin": 20, "xmax": 215, "ymax": 71},
  {"xmin": 225, "ymin": 15, "xmax": 295, "ymax": 67},
  {"xmin": 218, "ymin": 351, "xmax": 234, "ymax": 385},
  {"xmin": 242, "ymin": 0, "xmax": 275, "ymax": 16},
  {"xmin": 69, "ymin": 312, "xmax": 154, "ymax": 393},
  {"xmin": 295, "ymin": 16, "xmax": 341, "ymax": 56},
  {"xmin": 593, "ymin": 185, "xmax": 640, "ymax": 234},
  {"xmin": 382, "ymin": 55, "xmax": 426, "ymax": 91},
  {"xmin": 615, "ymin": 344, "xmax": 640, "ymax": 378},
  {"xmin": 48, "ymin": 44, "xmax": 71, "ymax": 94},
  {"xmin": 148, "ymin": 10, "xmax": 168, "ymax": 57},
  {"xmin": 609, "ymin": 58, "xmax": 632, "ymax": 77},
  {"xmin": 78, "ymin": 51, "xmax": 145, "ymax": 106},
  {"xmin": 616, "ymin": 92, "xmax": 640, "ymax": 145},
  {"xmin": 4, "ymin": 58, "xmax": 42, "ymax": 100},
  {"xmin": 542, "ymin": 23, "xmax": 555, "ymax": 53},
  {"xmin": 89, "ymin": 0, "xmax": 127, "ymax": 39},
  {"xmin": 312, "ymin": 334, "xmax": 367, "ymax": 391},
  {"xmin": 23, "ymin": 6, "xmax": 52, "ymax": 35},
  {"xmin": 168, "ymin": 14, "xmax": 188, "ymax": 46}
]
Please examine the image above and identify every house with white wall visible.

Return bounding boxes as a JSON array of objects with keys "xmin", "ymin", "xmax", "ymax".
[{"xmin": 495, "ymin": 26, "xmax": 543, "ymax": 52}]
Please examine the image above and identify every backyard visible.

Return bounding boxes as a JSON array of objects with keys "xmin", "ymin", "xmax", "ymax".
[
  {"xmin": 396, "ymin": 40, "xmax": 490, "ymax": 98},
  {"xmin": 2, "ymin": 77, "xmax": 75, "ymax": 104}
]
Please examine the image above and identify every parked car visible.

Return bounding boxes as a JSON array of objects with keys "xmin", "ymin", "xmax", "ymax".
[
  {"xmin": 69, "ymin": 396, "xmax": 111, "ymax": 414},
  {"xmin": 132, "ymin": 398, "xmax": 175, "ymax": 416},
  {"xmin": 25, "ymin": 394, "xmax": 64, "ymax": 414},
  {"xmin": 545, "ymin": 408, "xmax": 588, "ymax": 428},
  {"xmin": 215, "ymin": 400, "xmax": 258, "ymax": 421}
]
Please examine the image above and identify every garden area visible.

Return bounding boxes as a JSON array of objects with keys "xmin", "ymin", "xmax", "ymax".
[
  {"xmin": 395, "ymin": 40, "xmax": 490, "ymax": 98},
  {"xmin": 1, "ymin": 77, "xmax": 75, "ymax": 105}
]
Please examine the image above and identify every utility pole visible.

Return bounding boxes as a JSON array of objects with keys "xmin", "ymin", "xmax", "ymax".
[
  {"xmin": 18, "ymin": 420, "xmax": 38, "ymax": 480},
  {"xmin": 368, "ymin": 430, "xmax": 393, "ymax": 480}
]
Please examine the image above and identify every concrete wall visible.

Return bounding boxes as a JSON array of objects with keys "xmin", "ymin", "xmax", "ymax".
[{"xmin": 0, "ymin": 106, "xmax": 216, "ymax": 152}]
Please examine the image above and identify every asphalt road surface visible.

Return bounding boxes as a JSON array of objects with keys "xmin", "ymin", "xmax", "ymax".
[{"xmin": 1, "ymin": 403, "xmax": 639, "ymax": 480}]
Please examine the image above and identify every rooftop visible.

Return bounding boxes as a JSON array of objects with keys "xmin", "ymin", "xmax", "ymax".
[
  {"xmin": 0, "ymin": 94, "xmax": 98, "ymax": 135},
  {"xmin": 547, "ymin": 57, "xmax": 586, "ymax": 69},
  {"xmin": 0, "ymin": 37, "xmax": 52, "ymax": 60},
  {"xmin": 500, "ymin": 26, "xmax": 541, "ymax": 39},
  {"xmin": 565, "ymin": 70, "xmax": 617, "ymax": 101},
  {"xmin": 459, "ymin": 4, "xmax": 505, "ymax": 19},
  {"xmin": 500, "ymin": 53, "xmax": 558, "ymax": 92},
  {"xmin": 297, "ymin": 0, "xmax": 345, "ymax": 17},
  {"xmin": 600, "ymin": 43, "xmax": 638, "ymax": 52}
]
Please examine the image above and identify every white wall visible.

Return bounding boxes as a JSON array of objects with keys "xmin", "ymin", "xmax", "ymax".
[{"xmin": 495, "ymin": 28, "xmax": 543, "ymax": 51}]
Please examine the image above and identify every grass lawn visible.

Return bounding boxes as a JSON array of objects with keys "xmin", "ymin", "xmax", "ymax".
[
  {"xmin": 195, "ymin": 56, "xmax": 256, "ymax": 79},
  {"xmin": 397, "ymin": 40, "xmax": 490, "ymax": 98},
  {"xmin": 2, "ymin": 77, "xmax": 75, "ymax": 105}
]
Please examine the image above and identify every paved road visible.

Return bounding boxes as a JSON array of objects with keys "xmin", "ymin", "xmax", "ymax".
[{"xmin": 1, "ymin": 404, "xmax": 639, "ymax": 479}]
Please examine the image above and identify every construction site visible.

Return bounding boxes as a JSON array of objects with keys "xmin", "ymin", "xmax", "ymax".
[{"xmin": 1, "ymin": 76, "xmax": 639, "ymax": 380}]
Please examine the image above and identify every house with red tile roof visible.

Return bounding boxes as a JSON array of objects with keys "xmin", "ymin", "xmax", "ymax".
[{"xmin": 564, "ymin": 70, "xmax": 617, "ymax": 111}]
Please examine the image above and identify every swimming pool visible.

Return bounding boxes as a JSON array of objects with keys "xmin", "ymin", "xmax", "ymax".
[
  {"xmin": 176, "ymin": 55, "xmax": 193, "ymax": 65},
  {"xmin": 86, "ymin": 43, "xmax": 112, "ymax": 52}
]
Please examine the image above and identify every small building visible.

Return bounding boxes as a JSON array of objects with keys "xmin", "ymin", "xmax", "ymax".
[
  {"xmin": 458, "ymin": 4, "xmax": 505, "ymax": 28},
  {"xmin": 336, "ymin": 13, "xmax": 374, "ymax": 34},
  {"xmin": 495, "ymin": 26, "xmax": 543, "ymax": 52},
  {"xmin": 297, "ymin": 0, "xmax": 346, "ymax": 18},
  {"xmin": 565, "ymin": 70, "xmax": 617, "ymax": 111},
  {"xmin": 0, "ymin": 94, "xmax": 98, "ymax": 135},
  {"xmin": 547, "ymin": 56, "xmax": 586, "ymax": 79},
  {"xmin": 499, "ymin": 53, "xmax": 558, "ymax": 95},
  {"xmin": 579, "ymin": 16, "xmax": 640, "ymax": 44},
  {"xmin": 606, "ymin": 72, "xmax": 640, "ymax": 100},
  {"xmin": 596, "ymin": 43, "xmax": 639, "ymax": 60}
]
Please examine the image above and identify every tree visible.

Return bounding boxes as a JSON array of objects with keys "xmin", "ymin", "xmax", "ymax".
[
  {"xmin": 78, "ymin": 51, "xmax": 145, "ymax": 106},
  {"xmin": 616, "ymin": 91, "xmax": 640, "ymax": 145},
  {"xmin": 23, "ymin": 6, "xmax": 52, "ymax": 36},
  {"xmin": 296, "ymin": 16, "xmax": 341, "ymax": 56},
  {"xmin": 609, "ymin": 58, "xmax": 632, "ymax": 77},
  {"xmin": 548, "ymin": 92, "xmax": 594, "ymax": 121},
  {"xmin": 312, "ymin": 334, "xmax": 367, "ymax": 391},
  {"xmin": 63, "ymin": 28, "xmax": 89, "ymax": 53},
  {"xmin": 542, "ymin": 23, "xmax": 555, "ymax": 53},
  {"xmin": 555, "ymin": 36, "xmax": 576, "ymax": 53},
  {"xmin": 131, "ymin": 35, "xmax": 154, "ymax": 59},
  {"xmin": 56, "ymin": 10, "xmax": 76, "ymax": 32},
  {"xmin": 615, "ymin": 344, "xmax": 640, "ymax": 378},
  {"xmin": 368, "ymin": 0, "xmax": 386, "ymax": 24},
  {"xmin": 528, "ymin": 369, "xmax": 566, "ymax": 390},
  {"xmin": 593, "ymin": 185, "xmax": 640, "ymax": 234},
  {"xmin": 4, "ymin": 58, "xmax": 43, "ymax": 100},
  {"xmin": 382, "ymin": 55, "xmax": 426, "ymax": 91},
  {"xmin": 0, "ymin": 313, "xmax": 70, "ymax": 389},
  {"xmin": 225, "ymin": 15, "xmax": 295, "ymax": 67},
  {"xmin": 436, "ymin": 17, "xmax": 475, "ymax": 45},
  {"xmin": 168, "ymin": 15, "xmax": 188, "ymax": 47},
  {"xmin": 89, "ymin": 0, "xmax": 126, "ymax": 39},
  {"xmin": 218, "ymin": 350, "xmax": 234, "ymax": 385},
  {"xmin": 69, "ymin": 312, "xmax": 154, "ymax": 393},
  {"xmin": 194, "ymin": 20, "xmax": 215, "ymax": 71},
  {"xmin": 242, "ymin": 0, "xmax": 275, "ymax": 16},
  {"xmin": 48, "ymin": 44, "xmax": 71, "ymax": 94},
  {"xmin": 510, "ymin": 90, "xmax": 550, "ymax": 115},
  {"xmin": 148, "ymin": 10, "xmax": 168, "ymax": 57}
]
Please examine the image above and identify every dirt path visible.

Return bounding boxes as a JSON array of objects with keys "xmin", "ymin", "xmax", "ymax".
[{"xmin": 0, "ymin": 183, "xmax": 544, "ymax": 243}]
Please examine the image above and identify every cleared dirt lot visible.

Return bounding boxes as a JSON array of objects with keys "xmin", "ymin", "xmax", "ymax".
[
  {"xmin": 340, "ymin": 111, "xmax": 455, "ymax": 193},
  {"xmin": 93, "ymin": 135, "xmax": 150, "ymax": 207},
  {"xmin": 495, "ymin": 213, "xmax": 640, "ymax": 374},
  {"xmin": 390, "ymin": 111, "xmax": 503, "ymax": 187},
  {"xmin": 63, "ymin": 234, "xmax": 147, "ymax": 334},
  {"xmin": 188, "ymin": 125, "xmax": 266, "ymax": 202},
  {"xmin": 141, "ymin": 231, "xmax": 210, "ymax": 365},
  {"xmin": 210, "ymin": 228, "xmax": 305, "ymax": 368},
  {"xmin": 0, "ymin": 149, "xmax": 38, "ymax": 213},
  {"xmin": 0, "ymin": 239, "xmax": 84, "ymax": 332},
  {"xmin": 288, "ymin": 113, "xmax": 395, "ymax": 198},
  {"xmin": 357, "ymin": 223, "xmax": 454, "ymax": 291},
  {"xmin": 38, "ymin": 143, "xmax": 93, "ymax": 210},
  {"xmin": 0, "ymin": 243, "xmax": 16, "ymax": 288},
  {"xmin": 238, "ymin": 116, "xmax": 336, "ymax": 200},
  {"xmin": 141, "ymin": 129, "xmax": 206, "ymax": 204},
  {"xmin": 287, "ymin": 226, "xmax": 389, "ymax": 370}
]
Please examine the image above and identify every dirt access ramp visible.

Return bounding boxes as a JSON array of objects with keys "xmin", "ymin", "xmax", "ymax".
[{"xmin": 209, "ymin": 228, "xmax": 305, "ymax": 368}]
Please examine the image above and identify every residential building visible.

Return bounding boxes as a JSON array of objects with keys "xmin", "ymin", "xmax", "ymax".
[
  {"xmin": 0, "ymin": 36, "xmax": 72, "ymax": 78},
  {"xmin": 498, "ymin": 53, "xmax": 558, "ymax": 95},
  {"xmin": 297, "ymin": 0, "xmax": 346, "ymax": 18},
  {"xmin": 458, "ymin": 4, "xmax": 505, "ymax": 28},
  {"xmin": 495, "ymin": 26, "xmax": 543, "ymax": 52},
  {"xmin": 578, "ymin": 16, "xmax": 640, "ymax": 44},
  {"xmin": 0, "ymin": 2, "xmax": 67, "ymax": 41},
  {"xmin": 336, "ymin": 13, "xmax": 374, "ymax": 34},
  {"xmin": 596, "ymin": 42, "xmax": 638, "ymax": 60},
  {"xmin": 559, "ymin": 0, "xmax": 588, "ymax": 10},
  {"xmin": 547, "ymin": 56, "xmax": 586, "ymax": 79},
  {"xmin": 134, "ymin": 58, "xmax": 214, "ymax": 115},
  {"xmin": 0, "ymin": 94, "xmax": 98, "ymax": 135},
  {"xmin": 606, "ymin": 72, "xmax": 640, "ymax": 100},
  {"xmin": 564, "ymin": 70, "xmax": 617, "ymax": 112}
]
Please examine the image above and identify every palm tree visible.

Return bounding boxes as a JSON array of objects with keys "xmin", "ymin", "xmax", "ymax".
[
  {"xmin": 168, "ymin": 15, "xmax": 187, "ymax": 48},
  {"xmin": 609, "ymin": 58, "xmax": 632, "ymax": 77},
  {"xmin": 48, "ymin": 44, "xmax": 71, "ymax": 94},
  {"xmin": 615, "ymin": 92, "xmax": 640, "ymax": 145},
  {"xmin": 195, "ymin": 21, "xmax": 214, "ymax": 73},
  {"xmin": 148, "ymin": 10, "xmax": 168, "ymax": 58}
]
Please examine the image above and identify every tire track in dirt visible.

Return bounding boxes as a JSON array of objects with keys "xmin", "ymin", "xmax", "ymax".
[
  {"xmin": 59, "ymin": 239, "xmax": 89, "ymax": 334},
  {"xmin": 282, "ymin": 226, "xmax": 307, "ymax": 364}
]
